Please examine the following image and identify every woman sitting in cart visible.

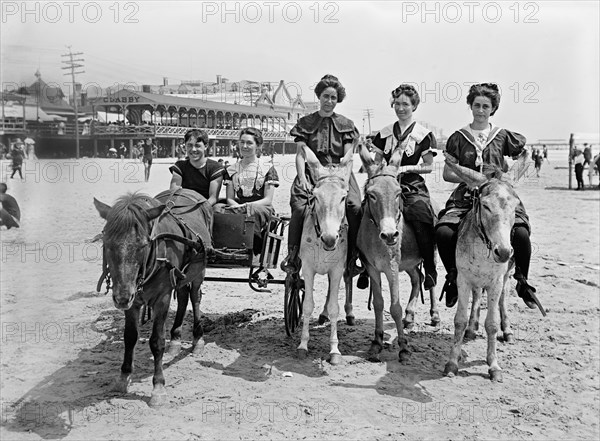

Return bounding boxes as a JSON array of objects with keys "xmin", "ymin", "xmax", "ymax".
[{"xmin": 215, "ymin": 127, "xmax": 279, "ymax": 254}]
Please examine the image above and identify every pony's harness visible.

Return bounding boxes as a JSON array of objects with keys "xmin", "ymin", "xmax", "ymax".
[
  {"xmin": 364, "ymin": 172, "xmax": 403, "ymax": 233},
  {"xmin": 96, "ymin": 191, "xmax": 207, "ymax": 296},
  {"xmin": 307, "ymin": 174, "xmax": 348, "ymax": 239}
]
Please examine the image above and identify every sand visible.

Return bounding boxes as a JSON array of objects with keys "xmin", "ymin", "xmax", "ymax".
[{"xmin": 0, "ymin": 149, "xmax": 598, "ymax": 440}]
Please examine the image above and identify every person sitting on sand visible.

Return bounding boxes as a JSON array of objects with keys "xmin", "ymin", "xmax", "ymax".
[{"xmin": 0, "ymin": 182, "xmax": 21, "ymax": 229}]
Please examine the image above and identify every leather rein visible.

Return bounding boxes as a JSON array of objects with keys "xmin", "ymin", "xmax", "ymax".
[{"xmin": 470, "ymin": 184, "xmax": 494, "ymax": 252}]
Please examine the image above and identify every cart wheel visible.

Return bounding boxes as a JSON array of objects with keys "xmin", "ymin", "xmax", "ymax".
[{"xmin": 284, "ymin": 273, "xmax": 304, "ymax": 336}]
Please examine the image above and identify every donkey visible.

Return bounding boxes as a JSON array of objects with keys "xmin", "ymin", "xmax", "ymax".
[
  {"xmin": 296, "ymin": 148, "xmax": 354, "ymax": 365},
  {"xmin": 356, "ymin": 145, "xmax": 439, "ymax": 362},
  {"xmin": 94, "ymin": 191, "xmax": 208, "ymax": 406},
  {"xmin": 443, "ymin": 152, "xmax": 534, "ymax": 382}
]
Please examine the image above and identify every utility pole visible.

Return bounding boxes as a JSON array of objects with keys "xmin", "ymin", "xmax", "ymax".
[
  {"xmin": 62, "ymin": 47, "xmax": 84, "ymax": 158},
  {"xmin": 363, "ymin": 109, "xmax": 374, "ymax": 135}
]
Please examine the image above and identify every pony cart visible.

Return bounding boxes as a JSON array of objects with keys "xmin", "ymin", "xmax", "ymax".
[{"xmin": 205, "ymin": 209, "xmax": 305, "ymax": 337}]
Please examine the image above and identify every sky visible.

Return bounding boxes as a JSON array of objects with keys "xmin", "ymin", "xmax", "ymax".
[{"xmin": 1, "ymin": 0, "xmax": 599, "ymax": 142}]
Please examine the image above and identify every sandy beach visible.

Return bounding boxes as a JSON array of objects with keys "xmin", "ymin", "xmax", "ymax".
[{"xmin": 0, "ymin": 149, "xmax": 598, "ymax": 440}]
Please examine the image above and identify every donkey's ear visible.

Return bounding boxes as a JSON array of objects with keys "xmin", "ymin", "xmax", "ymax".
[
  {"xmin": 358, "ymin": 141, "xmax": 374, "ymax": 169},
  {"xmin": 388, "ymin": 148, "xmax": 403, "ymax": 169},
  {"xmin": 94, "ymin": 198, "xmax": 111, "ymax": 220},
  {"xmin": 444, "ymin": 156, "xmax": 487, "ymax": 189},
  {"xmin": 145, "ymin": 204, "xmax": 165, "ymax": 220},
  {"xmin": 302, "ymin": 145, "xmax": 320, "ymax": 169},
  {"xmin": 504, "ymin": 149, "xmax": 531, "ymax": 184}
]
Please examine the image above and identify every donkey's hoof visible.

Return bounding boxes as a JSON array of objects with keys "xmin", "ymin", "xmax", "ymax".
[
  {"xmin": 318, "ymin": 314, "xmax": 329, "ymax": 325},
  {"xmin": 398, "ymin": 349, "xmax": 411, "ymax": 363},
  {"xmin": 329, "ymin": 353, "xmax": 343, "ymax": 365},
  {"xmin": 464, "ymin": 329, "xmax": 477, "ymax": 341},
  {"xmin": 192, "ymin": 339, "xmax": 205, "ymax": 356},
  {"xmin": 112, "ymin": 376, "xmax": 131, "ymax": 393},
  {"xmin": 297, "ymin": 348, "xmax": 308, "ymax": 359},
  {"xmin": 166, "ymin": 341, "xmax": 181, "ymax": 357},
  {"xmin": 430, "ymin": 313, "xmax": 441, "ymax": 327},
  {"xmin": 367, "ymin": 352, "xmax": 381, "ymax": 363},
  {"xmin": 403, "ymin": 319, "xmax": 414, "ymax": 330},
  {"xmin": 444, "ymin": 361, "xmax": 459, "ymax": 377},
  {"xmin": 503, "ymin": 332, "xmax": 515, "ymax": 344},
  {"xmin": 346, "ymin": 315, "xmax": 355, "ymax": 326},
  {"xmin": 489, "ymin": 368, "xmax": 503, "ymax": 382},
  {"xmin": 149, "ymin": 391, "xmax": 167, "ymax": 407}
]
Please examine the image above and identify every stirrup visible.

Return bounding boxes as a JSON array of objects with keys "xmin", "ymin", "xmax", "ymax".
[
  {"xmin": 516, "ymin": 278, "xmax": 547, "ymax": 317},
  {"xmin": 280, "ymin": 252, "xmax": 300, "ymax": 275}
]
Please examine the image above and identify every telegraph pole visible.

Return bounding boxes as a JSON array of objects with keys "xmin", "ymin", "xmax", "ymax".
[
  {"xmin": 363, "ymin": 109, "xmax": 374, "ymax": 135},
  {"xmin": 62, "ymin": 47, "xmax": 84, "ymax": 158}
]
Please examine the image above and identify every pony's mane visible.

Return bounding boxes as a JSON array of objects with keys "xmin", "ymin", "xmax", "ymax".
[{"xmin": 104, "ymin": 192, "xmax": 159, "ymax": 240}]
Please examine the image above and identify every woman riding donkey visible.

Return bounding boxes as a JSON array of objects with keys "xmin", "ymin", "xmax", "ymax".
[
  {"xmin": 435, "ymin": 83, "xmax": 543, "ymax": 313},
  {"xmin": 281, "ymin": 74, "xmax": 363, "ymax": 278},
  {"xmin": 362, "ymin": 83, "xmax": 438, "ymax": 291}
]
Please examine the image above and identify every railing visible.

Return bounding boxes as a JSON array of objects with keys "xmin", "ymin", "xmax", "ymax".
[
  {"xmin": 0, "ymin": 121, "xmax": 26, "ymax": 134},
  {"xmin": 3, "ymin": 121, "xmax": 292, "ymax": 141}
]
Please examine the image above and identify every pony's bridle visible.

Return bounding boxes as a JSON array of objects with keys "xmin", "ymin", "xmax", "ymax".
[
  {"xmin": 365, "ymin": 172, "xmax": 403, "ymax": 233},
  {"xmin": 308, "ymin": 175, "xmax": 348, "ymax": 239},
  {"xmin": 471, "ymin": 184, "xmax": 494, "ymax": 252}
]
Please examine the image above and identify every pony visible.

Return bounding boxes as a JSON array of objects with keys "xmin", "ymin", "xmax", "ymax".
[
  {"xmin": 356, "ymin": 145, "xmax": 439, "ymax": 362},
  {"xmin": 442, "ymin": 151, "xmax": 538, "ymax": 382},
  {"xmin": 94, "ymin": 190, "xmax": 209, "ymax": 406},
  {"xmin": 297, "ymin": 148, "xmax": 354, "ymax": 365}
]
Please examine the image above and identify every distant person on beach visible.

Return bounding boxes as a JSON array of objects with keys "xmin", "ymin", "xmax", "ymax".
[
  {"xmin": 23, "ymin": 135, "xmax": 36, "ymax": 160},
  {"xmin": 573, "ymin": 148, "xmax": 585, "ymax": 190},
  {"xmin": 0, "ymin": 182, "xmax": 21, "ymax": 229},
  {"xmin": 583, "ymin": 143, "xmax": 592, "ymax": 166},
  {"xmin": 542, "ymin": 144, "xmax": 548, "ymax": 162},
  {"xmin": 142, "ymin": 138, "xmax": 157, "ymax": 182},
  {"xmin": 593, "ymin": 153, "xmax": 600, "ymax": 189},
  {"xmin": 533, "ymin": 148, "xmax": 543, "ymax": 177},
  {"xmin": 118, "ymin": 142, "xmax": 127, "ymax": 159},
  {"xmin": 10, "ymin": 141, "xmax": 25, "ymax": 180}
]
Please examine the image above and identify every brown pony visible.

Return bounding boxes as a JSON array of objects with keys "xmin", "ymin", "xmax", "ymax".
[{"xmin": 94, "ymin": 191, "xmax": 208, "ymax": 406}]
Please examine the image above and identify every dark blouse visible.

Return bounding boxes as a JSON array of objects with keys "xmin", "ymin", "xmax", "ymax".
[
  {"xmin": 290, "ymin": 112, "xmax": 359, "ymax": 166},
  {"xmin": 372, "ymin": 121, "xmax": 437, "ymax": 191},
  {"xmin": 169, "ymin": 158, "xmax": 224, "ymax": 199},
  {"xmin": 444, "ymin": 125, "xmax": 527, "ymax": 210}
]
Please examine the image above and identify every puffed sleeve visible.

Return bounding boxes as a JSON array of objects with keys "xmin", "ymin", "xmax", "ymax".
[
  {"xmin": 223, "ymin": 163, "xmax": 236, "ymax": 184},
  {"xmin": 420, "ymin": 133, "xmax": 438, "ymax": 157},
  {"xmin": 169, "ymin": 160, "xmax": 185, "ymax": 176},
  {"xmin": 342, "ymin": 124, "xmax": 359, "ymax": 145},
  {"xmin": 502, "ymin": 129, "xmax": 527, "ymax": 158},
  {"xmin": 444, "ymin": 132, "xmax": 461, "ymax": 160},
  {"xmin": 264, "ymin": 166, "xmax": 279, "ymax": 187},
  {"xmin": 208, "ymin": 161, "xmax": 225, "ymax": 181},
  {"xmin": 290, "ymin": 121, "xmax": 309, "ymax": 144}
]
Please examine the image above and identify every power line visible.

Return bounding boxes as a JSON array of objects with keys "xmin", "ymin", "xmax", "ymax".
[{"xmin": 62, "ymin": 47, "xmax": 84, "ymax": 159}]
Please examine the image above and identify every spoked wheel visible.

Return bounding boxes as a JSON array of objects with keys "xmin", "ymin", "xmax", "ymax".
[{"xmin": 284, "ymin": 273, "xmax": 305, "ymax": 337}]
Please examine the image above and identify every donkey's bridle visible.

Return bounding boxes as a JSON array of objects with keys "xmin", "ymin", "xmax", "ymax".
[
  {"xmin": 471, "ymin": 184, "xmax": 494, "ymax": 252},
  {"xmin": 365, "ymin": 172, "xmax": 403, "ymax": 233},
  {"xmin": 308, "ymin": 175, "xmax": 348, "ymax": 239}
]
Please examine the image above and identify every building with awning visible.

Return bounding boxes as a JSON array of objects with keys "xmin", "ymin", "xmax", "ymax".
[{"xmin": 89, "ymin": 89, "xmax": 298, "ymax": 132}]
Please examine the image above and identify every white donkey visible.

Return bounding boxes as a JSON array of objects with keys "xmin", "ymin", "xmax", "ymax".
[
  {"xmin": 297, "ymin": 148, "xmax": 354, "ymax": 365},
  {"xmin": 443, "ymin": 151, "xmax": 543, "ymax": 382}
]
